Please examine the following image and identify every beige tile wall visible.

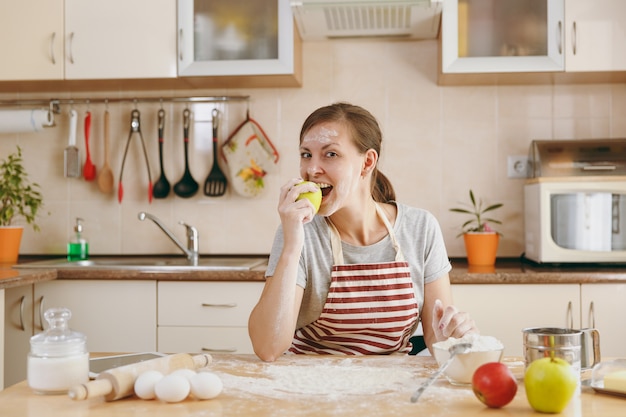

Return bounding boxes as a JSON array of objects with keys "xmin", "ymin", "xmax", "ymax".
[{"xmin": 1, "ymin": 39, "xmax": 625, "ymax": 259}]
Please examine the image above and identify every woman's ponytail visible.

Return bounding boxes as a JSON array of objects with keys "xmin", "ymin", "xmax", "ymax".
[{"xmin": 372, "ymin": 170, "xmax": 396, "ymax": 203}]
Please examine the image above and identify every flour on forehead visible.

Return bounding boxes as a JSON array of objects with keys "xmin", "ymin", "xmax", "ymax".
[{"xmin": 303, "ymin": 126, "xmax": 338, "ymax": 144}]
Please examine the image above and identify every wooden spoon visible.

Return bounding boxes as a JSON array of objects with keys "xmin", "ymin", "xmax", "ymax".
[{"xmin": 97, "ymin": 110, "xmax": 115, "ymax": 193}]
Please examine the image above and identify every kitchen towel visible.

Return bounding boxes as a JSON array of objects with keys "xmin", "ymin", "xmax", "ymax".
[{"xmin": 0, "ymin": 109, "xmax": 54, "ymax": 133}]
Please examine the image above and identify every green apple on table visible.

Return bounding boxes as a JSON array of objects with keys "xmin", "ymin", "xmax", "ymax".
[{"xmin": 524, "ymin": 357, "xmax": 578, "ymax": 413}]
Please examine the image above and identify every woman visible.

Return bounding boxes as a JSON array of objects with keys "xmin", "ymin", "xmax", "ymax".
[{"xmin": 248, "ymin": 103, "xmax": 477, "ymax": 362}]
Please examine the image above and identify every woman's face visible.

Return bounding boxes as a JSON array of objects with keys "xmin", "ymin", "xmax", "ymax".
[{"xmin": 299, "ymin": 121, "xmax": 368, "ymax": 216}]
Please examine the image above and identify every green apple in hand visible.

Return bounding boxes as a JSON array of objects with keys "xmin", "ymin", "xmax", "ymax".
[
  {"xmin": 524, "ymin": 357, "xmax": 578, "ymax": 413},
  {"xmin": 296, "ymin": 181, "xmax": 322, "ymax": 214}
]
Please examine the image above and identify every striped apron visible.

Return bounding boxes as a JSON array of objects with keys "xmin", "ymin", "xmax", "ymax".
[{"xmin": 290, "ymin": 204, "xmax": 419, "ymax": 355}]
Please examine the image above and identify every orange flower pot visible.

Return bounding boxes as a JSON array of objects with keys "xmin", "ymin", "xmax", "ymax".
[
  {"xmin": 0, "ymin": 226, "xmax": 24, "ymax": 265},
  {"xmin": 463, "ymin": 232, "xmax": 499, "ymax": 266}
]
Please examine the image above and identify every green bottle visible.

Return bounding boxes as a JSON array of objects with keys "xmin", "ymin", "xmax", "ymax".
[{"xmin": 67, "ymin": 217, "xmax": 89, "ymax": 261}]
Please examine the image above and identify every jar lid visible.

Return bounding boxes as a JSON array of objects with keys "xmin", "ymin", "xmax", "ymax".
[{"xmin": 30, "ymin": 308, "xmax": 87, "ymax": 357}]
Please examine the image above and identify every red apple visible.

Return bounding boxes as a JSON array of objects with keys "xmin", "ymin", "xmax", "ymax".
[{"xmin": 472, "ymin": 362, "xmax": 518, "ymax": 408}]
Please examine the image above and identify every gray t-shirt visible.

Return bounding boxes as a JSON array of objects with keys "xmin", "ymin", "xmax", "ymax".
[{"xmin": 265, "ymin": 202, "xmax": 452, "ymax": 330}]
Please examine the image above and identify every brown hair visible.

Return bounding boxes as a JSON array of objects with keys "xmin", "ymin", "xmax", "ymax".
[{"xmin": 300, "ymin": 102, "xmax": 395, "ymax": 203}]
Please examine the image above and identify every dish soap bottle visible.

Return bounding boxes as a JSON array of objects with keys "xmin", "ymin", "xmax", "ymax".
[{"xmin": 67, "ymin": 217, "xmax": 88, "ymax": 261}]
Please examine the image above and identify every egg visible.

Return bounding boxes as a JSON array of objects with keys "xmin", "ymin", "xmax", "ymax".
[
  {"xmin": 134, "ymin": 370, "xmax": 164, "ymax": 400},
  {"xmin": 154, "ymin": 374, "xmax": 191, "ymax": 403},
  {"xmin": 169, "ymin": 368, "xmax": 197, "ymax": 382},
  {"xmin": 189, "ymin": 371, "xmax": 223, "ymax": 400}
]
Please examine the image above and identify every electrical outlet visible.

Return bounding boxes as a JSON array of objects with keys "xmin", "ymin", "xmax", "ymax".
[{"xmin": 507, "ymin": 155, "xmax": 529, "ymax": 178}]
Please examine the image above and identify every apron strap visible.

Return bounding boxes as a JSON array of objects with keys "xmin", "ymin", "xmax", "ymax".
[{"xmin": 326, "ymin": 203, "xmax": 405, "ymax": 265}]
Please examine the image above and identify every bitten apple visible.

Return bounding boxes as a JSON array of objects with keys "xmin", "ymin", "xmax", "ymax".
[
  {"xmin": 524, "ymin": 357, "xmax": 578, "ymax": 413},
  {"xmin": 295, "ymin": 181, "xmax": 322, "ymax": 214},
  {"xmin": 472, "ymin": 362, "xmax": 518, "ymax": 408}
]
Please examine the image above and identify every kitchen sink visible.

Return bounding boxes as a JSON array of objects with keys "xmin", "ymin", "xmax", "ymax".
[{"xmin": 15, "ymin": 256, "xmax": 268, "ymax": 272}]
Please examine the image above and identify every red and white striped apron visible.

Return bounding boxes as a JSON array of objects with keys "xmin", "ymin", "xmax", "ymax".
[{"xmin": 290, "ymin": 204, "xmax": 419, "ymax": 355}]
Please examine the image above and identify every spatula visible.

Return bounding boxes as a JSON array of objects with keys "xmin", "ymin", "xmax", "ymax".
[
  {"xmin": 64, "ymin": 109, "xmax": 80, "ymax": 178},
  {"xmin": 203, "ymin": 109, "xmax": 228, "ymax": 197}
]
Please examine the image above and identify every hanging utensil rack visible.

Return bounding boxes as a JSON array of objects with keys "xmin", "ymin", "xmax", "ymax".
[{"xmin": 0, "ymin": 95, "xmax": 250, "ymax": 115}]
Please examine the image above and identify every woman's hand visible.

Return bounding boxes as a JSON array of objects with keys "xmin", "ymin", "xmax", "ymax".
[{"xmin": 431, "ymin": 299, "xmax": 479, "ymax": 341}]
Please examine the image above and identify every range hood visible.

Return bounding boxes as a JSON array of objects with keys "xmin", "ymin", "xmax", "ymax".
[{"xmin": 290, "ymin": 0, "xmax": 442, "ymax": 40}]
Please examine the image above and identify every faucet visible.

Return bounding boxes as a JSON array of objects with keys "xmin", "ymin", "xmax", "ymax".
[{"xmin": 137, "ymin": 212, "xmax": 199, "ymax": 264}]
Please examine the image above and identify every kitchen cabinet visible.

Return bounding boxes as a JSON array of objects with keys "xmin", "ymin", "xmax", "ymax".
[
  {"xmin": 34, "ymin": 280, "xmax": 157, "ymax": 353},
  {"xmin": 0, "ymin": 0, "xmax": 176, "ymax": 81},
  {"xmin": 581, "ymin": 283, "xmax": 626, "ymax": 357},
  {"xmin": 157, "ymin": 281, "xmax": 263, "ymax": 354},
  {"xmin": 451, "ymin": 284, "xmax": 581, "ymax": 356},
  {"xmin": 0, "ymin": 0, "xmax": 64, "ymax": 80},
  {"xmin": 3, "ymin": 285, "xmax": 34, "ymax": 388},
  {"xmin": 441, "ymin": 0, "xmax": 626, "ymax": 74},
  {"xmin": 177, "ymin": 0, "xmax": 296, "ymax": 77},
  {"xmin": 563, "ymin": 0, "xmax": 626, "ymax": 72}
]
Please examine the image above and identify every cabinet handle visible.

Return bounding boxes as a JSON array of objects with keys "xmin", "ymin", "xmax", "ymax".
[
  {"xmin": 571, "ymin": 22, "xmax": 577, "ymax": 55},
  {"xmin": 557, "ymin": 20, "xmax": 563, "ymax": 55},
  {"xmin": 201, "ymin": 347, "xmax": 237, "ymax": 353},
  {"xmin": 50, "ymin": 32, "xmax": 56, "ymax": 65},
  {"xmin": 178, "ymin": 28, "xmax": 183, "ymax": 61},
  {"xmin": 68, "ymin": 32, "xmax": 75, "ymax": 64},
  {"xmin": 566, "ymin": 301, "xmax": 573, "ymax": 329},
  {"xmin": 588, "ymin": 301, "xmax": 596, "ymax": 328},
  {"xmin": 18, "ymin": 295, "xmax": 26, "ymax": 331},
  {"xmin": 201, "ymin": 303, "xmax": 237, "ymax": 308},
  {"xmin": 37, "ymin": 295, "xmax": 45, "ymax": 331}
]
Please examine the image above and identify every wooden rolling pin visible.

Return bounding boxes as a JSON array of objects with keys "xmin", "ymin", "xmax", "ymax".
[{"xmin": 68, "ymin": 353, "xmax": 212, "ymax": 402}]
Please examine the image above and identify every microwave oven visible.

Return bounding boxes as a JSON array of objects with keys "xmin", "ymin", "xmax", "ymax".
[{"xmin": 524, "ymin": 177, "xmax": 626, "ymax": 264}]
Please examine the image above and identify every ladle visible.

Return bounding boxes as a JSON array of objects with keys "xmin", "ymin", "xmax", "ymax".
[
  {"xmin": 173, "ymin": 108, "xmax": 199, "ymax": 198},
  {"xmin": 97, "ymin": 110, "xmax": 115, "ymax": 193},
  {"xmin": 410, "ymin": 342, "xmax": 472, "ymax": 403},
  {"xmin": 152, "ymin": 109, "xmax": 170, "ymax": 198}
]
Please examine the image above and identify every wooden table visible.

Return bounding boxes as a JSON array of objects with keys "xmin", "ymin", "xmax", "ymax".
[{"xmin": 0, "ymin": 354, "xmax": 623, "ymax": 416}]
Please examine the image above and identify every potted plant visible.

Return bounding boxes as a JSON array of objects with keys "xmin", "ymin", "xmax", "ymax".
[
  {"xmin": 0, "ymin": 146, "xmax": 44, "ymax": 264},
  {"xmin": 450, "ymin": 190, "xmax": 503, "ymax": 266}
]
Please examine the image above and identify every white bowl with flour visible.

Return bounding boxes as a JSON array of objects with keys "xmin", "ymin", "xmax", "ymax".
[{"xmin": 432, "ymin": 334, "xmax": 504, "ymax": 385}]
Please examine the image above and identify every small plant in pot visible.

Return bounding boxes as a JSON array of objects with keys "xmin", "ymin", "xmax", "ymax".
[
  {"xmin": 0, "ymin": 146, "xmax": 44, "ymax": 264},
  {"xmin": 450, "ymin": 190, "xmax": 503, "ymax": 266}
]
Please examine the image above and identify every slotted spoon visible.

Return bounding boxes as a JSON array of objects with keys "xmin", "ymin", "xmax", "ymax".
[{"xmin": 203, "ymin": 108, "xmax": 228, "ymax": 197}]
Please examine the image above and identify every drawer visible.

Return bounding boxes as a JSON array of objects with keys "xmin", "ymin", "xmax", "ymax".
[
  {"xmin": 158, "ymin": 326, "xmax": 254, "ymax": 354},
  {"xmin": 158, "ymin": 281, "xmax": 263, "ymax": 326}
]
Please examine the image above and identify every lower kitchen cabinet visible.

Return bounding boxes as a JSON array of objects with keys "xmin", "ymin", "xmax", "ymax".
[
  {"xmin": 157, "ymin": 281, "xmax": 264, "ymax": 354},
  {"xmin": 34, "ymin": 280, "xmax": 157, "ymax": 353},
  {"xmin": 451, "ymin": 284, "xmax": 581, "ymax": 357},
  {"xmin": 581, "ymin": 283, "xmax": 626, "ymax": 358},
  {"xmin": 4, "ymin": 285, "xmax": 34, "ymax": 388}
]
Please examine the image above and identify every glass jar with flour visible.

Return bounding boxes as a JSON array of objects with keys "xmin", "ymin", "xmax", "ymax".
[{"xmin": 27, "ymin": 307, "xmax": 89, "ymax": 394}]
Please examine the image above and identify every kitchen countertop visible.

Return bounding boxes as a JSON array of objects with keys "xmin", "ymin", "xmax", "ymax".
[
  {"xmin": 5, "ymin": 257, "xmax": 626, "ymax": 286},
  {"xmin": 0, "ymin": 266, "xmax": 55, "ymax": 290},
  {"xmin": 0, "ymin": 354, "xmax": 623, "ymax": 416}
]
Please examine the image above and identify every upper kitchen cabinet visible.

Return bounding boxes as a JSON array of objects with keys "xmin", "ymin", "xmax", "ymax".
[
  {"xmin": 177, "ymin": 0, "xmax": 298, "ymax": 78},
  {"xmin": 440, "ymin": 0, "xmax": 626, "ymax": 81},
  {"xmin": 441, "ymin": 0, "xmax": 564, "ymax": 74},
  {"xmin": 0, "ymin": 0, "xmax": 64, "ymax": 80},
  {"xmin": 0, "ymin": 0, "xmax": 176, "ymax": 81},
  {"xmin": 564, "ymin": 0, "xmax": 626, "ymax": 72},
  {"xmin": 64, "ymin": 0, "xmax": 177, "ymax": 80}
]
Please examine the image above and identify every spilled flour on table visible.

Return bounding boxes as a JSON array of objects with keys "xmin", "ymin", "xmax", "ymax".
[{"xmin": 213, "ymin": 357, "xmax": 473, "ymax": 404}]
